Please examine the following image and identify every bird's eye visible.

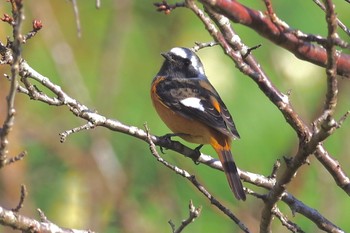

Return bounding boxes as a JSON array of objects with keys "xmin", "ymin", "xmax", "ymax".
[{"xmin": 184, "ymin": 59, "xmax": 191, "ymax": 66}]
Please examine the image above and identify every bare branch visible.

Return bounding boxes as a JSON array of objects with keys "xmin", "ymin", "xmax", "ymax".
[
  {"xmin": 314, "ymin": 145, "xmax": 350, "ymax": 194},
  {"xmin": 181, "ymin": 1, "xmax": 347, "ymax": 232},
  {"xmin": 0, "ymin": 1, "xmax": 348, "ymax": 232},
  {"xmin": 337, "ymin": 111, "xmax": 350, "ymax": 128},
  {"xmin": 0, "ymin": 206, "xmax": 94, "ymax": 233},
  {"xmin": 169, "ymin": 200, "xmax": 202, "ymax": 233},
  {"xmin": 22, "ymin": 19, "xmax": 43, "ymax": 43},
  {"xmin": 200, "ymin": 0, "xmax": 350, "ymax": 77},
  {"xmin": 199, "ymin": 3, "xmax": 310, "ymax": 140},
  {"xmin": 70, "ymin": 0, "xmax": 82, "ymax": 37},
  {"xmin": 307, "ymin": 0, "xmax": 350, "ymax": 196},
  {"xmin": 145, "ymin": 124, "xmax": 251, "ymax": 233},
  {"xmin": 312, "ymin": 0, "xmax": 350, "ymax": 36},
  {"xmin": 12, "ymin": 184, "xmax": 27, "ymax": 212},
  {"xmin": 319, "ymin": 0, "xmax": 339, "ymax": 119},
  {"xmin": 0, "ymin": 0, "xmax": 24, "ymax": 168},
  {"xmin": 191, "ymin": 41, "xmax": 218, "ymax": 52},
  {"xmin": 3, "ymin": 150, "xmax": 27, "ymax": 166},
  {"xmin": 272, "ymin": 206, "xmax": 304, "ymax": 233},
  {"xmin": 60, "ymin": 122, "xmax": 96, "ymax": 142},
  {"xmin": 154, "ymin": 1, "xmax": 186, "ymax": 15},
  {"xmin": 282, "ymin": 194, "xmax": 344, "ymax": 233},
  {"xmin": 269, "ymin": 159, "xmax": 281, "ymax": 179}
]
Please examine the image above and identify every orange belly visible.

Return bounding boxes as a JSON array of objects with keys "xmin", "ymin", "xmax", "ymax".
[{"xmin": 151, "ymin": 92, "xmax": 212, "ymax": 145}]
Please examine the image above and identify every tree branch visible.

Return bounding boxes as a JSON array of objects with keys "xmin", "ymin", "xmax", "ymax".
[
  {"xmin": 145, "ymin": 125, "xmax": 250, "ymax": 233},
  {"xmin": 0, "ymin": 206, "xmax": 94, "ymax": 233},
  {"xmin": 200, "ymin": 0, "xmax": 350, "ymax": 78},
  {"xmin": 0, "ymin": 0, "xmax": 23, "ymax": 167},
  {"xmin": 1, "ymin": 1, "xmax": 349, "ymax": 232},
  {"xmin": 168, "ymin": 200, "xmax": 201, "ymax": 233},
  {"xmin": 181, "ymin": 0, "xmax": 348, "ymax": 232}
]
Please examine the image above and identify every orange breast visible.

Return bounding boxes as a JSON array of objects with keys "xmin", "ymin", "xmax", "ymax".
[{"xmin": 151, "ymin": 88, "xmax": 212, "ymax": 145}]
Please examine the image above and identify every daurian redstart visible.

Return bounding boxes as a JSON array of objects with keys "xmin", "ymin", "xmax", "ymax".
[{"xmin": 151, "ymin": 47, "xmax": 245, "ymax": 200}]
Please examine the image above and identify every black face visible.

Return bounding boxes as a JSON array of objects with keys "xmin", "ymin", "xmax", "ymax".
[{"xmin": 157, "ymin": 47, "xmax": 205, "ymax": 79}]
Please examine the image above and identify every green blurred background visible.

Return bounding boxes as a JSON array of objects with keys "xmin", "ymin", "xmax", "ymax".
[{"xmin": 0, "ymin": 1, "xmax": 349, "ymax": 232}]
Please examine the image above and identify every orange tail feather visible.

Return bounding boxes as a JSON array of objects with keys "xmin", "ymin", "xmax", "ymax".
[
  {"xmin": 211, "ymin": 136, "xmax": 246, "ymax": 201},
  {"xmin": 217, "ymin": 149, "xmax": 246, "ymax": 200}
]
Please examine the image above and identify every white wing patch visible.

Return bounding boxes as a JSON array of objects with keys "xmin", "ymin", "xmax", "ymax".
[{"xmin": 180, "ymin": 97, "xmax": 205, "ymax": 111}]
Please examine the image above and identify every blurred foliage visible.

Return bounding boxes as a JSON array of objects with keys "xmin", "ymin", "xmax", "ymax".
[{"xmin": 0, "ymin": 0, "xmax": 349, "ymax": 232}]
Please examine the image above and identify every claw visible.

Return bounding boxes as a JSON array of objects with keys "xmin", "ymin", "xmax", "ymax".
[
  {"xmin": 158, "ymin": 133, "xmax": 186, "ymax": 154},
  {"xmin": 192, "ymin": 144, "xmax": 203, "ymax": 164}
]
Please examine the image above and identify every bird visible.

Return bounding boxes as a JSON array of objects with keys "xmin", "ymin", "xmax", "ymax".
[{"xmin": 150, "ymin": 47, "xmax": 246, "ymax": 201}]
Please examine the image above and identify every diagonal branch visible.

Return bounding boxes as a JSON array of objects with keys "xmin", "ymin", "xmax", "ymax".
[
  {"xmin": 145, "ymin": 125, "xmax": 251, "ymax": 233},
  {"xmin": 181, "ymin": 1, "xmax": 348, "ymax": 232},
  {"xmin": 312, "ymin": 0, "xmax": 350, "ymax": 36},
  {"xmin": 314, "ymin": 145, "xmax": 350, "ymax": 194},
  {"xmin": 200, "ymin": 0, "xmax": 350, "ymax": 78}
]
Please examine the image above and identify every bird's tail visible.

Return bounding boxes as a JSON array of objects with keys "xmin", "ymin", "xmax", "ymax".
[{"xmin": 211, "ymin": 138, "xmax": 246, "ymax": 201}]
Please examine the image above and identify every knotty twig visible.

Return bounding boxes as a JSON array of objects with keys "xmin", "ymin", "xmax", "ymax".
[
  {"xmin": 169, "ymin": 200, "xmax": 202, "ymax": 233},
  {"xmin": 272, "ymin": 206, "xmax": 304, "ymax": 233},
  {"xmin": 3, "ymin": 150, "xmax": 27, "ymax": 166},
  {"xmin": 191, "ymin": 41, "xmax": 218, "ymax": 52},
  {"xmin": 11, "ymin": 184, "xmax": 27, "ymax": 212},
  {"xmin": 145, "ymin": 124, "xmax": 250, "ymax": 233}
]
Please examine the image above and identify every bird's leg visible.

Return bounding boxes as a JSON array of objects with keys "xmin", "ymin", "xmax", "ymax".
[{"xmin": 192, "ymin": 144, "xmax": 203, "ymax": 164}]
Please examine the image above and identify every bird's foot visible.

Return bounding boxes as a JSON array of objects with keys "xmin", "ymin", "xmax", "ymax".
[
  {"xmin": 158, "ymin": 133, "xmax": 187, "ymax": 154},
  {"xmin": 192, "ymin": 144, "xmax": 203, "ymax": 164}
]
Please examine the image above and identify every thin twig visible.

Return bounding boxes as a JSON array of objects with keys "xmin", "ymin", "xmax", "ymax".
[
  {"xmin": 60, "ymin": 122, "xmax": 96, "ymax": 142},
  {"xmin": 145, "ymin": 124, "xmax": 251, "ymax": 233},
  {"xmin": 269, "ymin": 159, "xmax": 281, "ymax": 179},
  {"xmin": 0, "ymin": 0, "xmax": 24, "ymax": 168},
  {"xmin": 314, "ymin": 145, "xmax": 350, "ymax": 194},
  {"xmin": 169, "ymin": 200, "xmax": 202, "ymax": 233},
  {"xmin": 323, "ymin": 0, "xmax": 339, "ymax": 114},
  {"xmin": 71, "ymin": 0, "xmax": 82, "ymax": 37},
  {"xmin": 4, "ymin": 150, "xmax": 27, "ymax": 166},
  {"xmin": 96, "ymin": 0, "xmax": 101, "ymax": 9},
  {"xmin": 154, "ymin": 0, "xmax": 186, "ymax": 15},
  {"xmin": 22, "ymin": 19, "xmax": 42, "ymax": 43},
  {"xmin": 262, "ymin": 0, "xmax": 289, "ymax": 30},
  {"xmin": 272, "ymin": 206, "xmax": 304, "ymax": 233},
  {"xmin": 12, "ymin": 185, "xmax": 27, "ymax": 212},
  {"xmin": 337, "ymin": 111, "xmax": 350, "ymax": 128},
  {"xmin": 192, "ymin": 41, "xmax": 218, "ymax": 52},
  {"xmin": 313, "ymin": 0, "xmax": 350, "ymax": 36},
  {"xmin": 282, "ymin": 193, "xmax": 344, "ymax": 232}
]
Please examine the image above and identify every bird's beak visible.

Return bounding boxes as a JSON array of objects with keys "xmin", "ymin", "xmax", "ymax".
[{"xmin": 161, "ymin": 52, "xmax": 172, "ymax": 61}]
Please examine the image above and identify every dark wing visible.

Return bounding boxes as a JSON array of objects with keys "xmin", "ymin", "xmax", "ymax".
[{"xmin": 154, "ymin": 77, "xmax": 240, "ymax": 139}]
